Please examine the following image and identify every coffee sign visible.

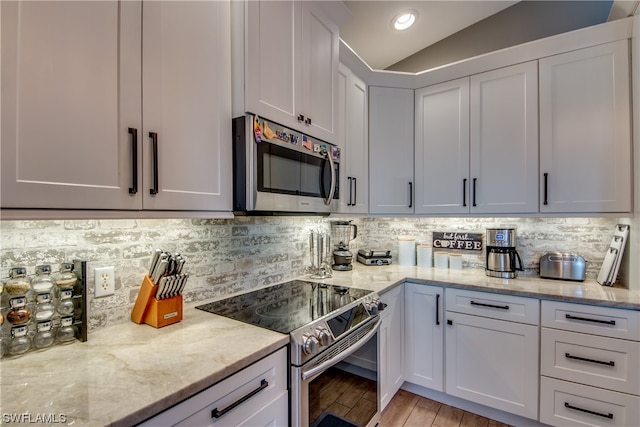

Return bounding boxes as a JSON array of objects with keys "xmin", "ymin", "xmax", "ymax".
[{"xmin": 433, "ymin": 232, "xmax": 483, "ymax": 251}]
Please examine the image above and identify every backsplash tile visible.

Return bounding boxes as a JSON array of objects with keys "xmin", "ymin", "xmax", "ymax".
[{"xmin": 0, "ymin": 216, "xmax": 622, "ymax": 333}]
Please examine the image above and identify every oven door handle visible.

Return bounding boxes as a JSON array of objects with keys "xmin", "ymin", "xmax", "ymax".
[{"xmin": 301, "ymin": 317, "xmax": 381, "ymax": 381}]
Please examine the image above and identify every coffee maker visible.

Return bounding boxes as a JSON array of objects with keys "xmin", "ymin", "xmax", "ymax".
[
  {"xmin": 330, "ymin": 220, "xmax": 358, "ymax": 271},
  {"xmin": 485, "ymin": 228, "xmax": 523, "ymax": 279}
]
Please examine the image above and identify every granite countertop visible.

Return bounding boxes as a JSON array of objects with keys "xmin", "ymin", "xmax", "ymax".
[{"xmin": 1, "ymin": 264, "xmax": 638, "ymax": 427}]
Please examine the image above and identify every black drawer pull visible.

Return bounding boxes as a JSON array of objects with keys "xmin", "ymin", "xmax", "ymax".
[
  {"xmin": 470, "ymin": 300, "xmax": 509, "ymax": 310},
  {"xmin": 149, "ymin": 132, "xmax": 159, "ymax": 195},
  {"xmin": 565, "ymin": 314, "xmax": 616, "ymax": 325},
  {"xmin": 436, "ymin": 294, "xmax": 440, "ymax": 326},
  {"xmin": 565, "ymin": 353, "xmax": 615, "ymax": 366},
  {"xmin": 564, "ymin": 402, "xmax": 613, "ymax": 419},
  {"xmin": 211, "ymin": 379, "xmax": 268, "ymax": 419},
  {"xmin": 128, "ymin": 127, "xmax": 138, "ymax": 194}
]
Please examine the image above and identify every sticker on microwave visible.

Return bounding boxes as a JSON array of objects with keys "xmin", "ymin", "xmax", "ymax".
[{"xmin": 302, "ymin": 136, "xmax": 312, "ymax": 150}]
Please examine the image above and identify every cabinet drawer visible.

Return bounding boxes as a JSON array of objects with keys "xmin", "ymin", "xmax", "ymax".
[
  {"xmin": 540, "ymin": 376, "xmax": 640, "ymax": 427},
  {"xmin": 541, "ymin": 328, "xmax": 640, "ymax": 395},
  {"xmin": 541, "ymin": 300, "xmax": 640, "ymax": 340},
  {"xmin": 140, "ymin": 347, "xmax": 288, "ymax": 427},
  {"xmin": 445, "ymin": 288, "xmax": 539, "ymax": 325}
]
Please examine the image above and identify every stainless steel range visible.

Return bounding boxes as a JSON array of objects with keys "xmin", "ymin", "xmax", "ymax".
[{"xmin": 196, "ymin": 280, "xmax": 384, "ymax": 427}]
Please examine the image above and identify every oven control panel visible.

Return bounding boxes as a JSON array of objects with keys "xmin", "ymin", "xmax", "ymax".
[{"xmin": 291, "ymin": 293, "xmax": 382, "ymax": 365}]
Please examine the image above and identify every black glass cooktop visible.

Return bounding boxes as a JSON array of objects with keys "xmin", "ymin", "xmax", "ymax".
[{"xmin": 195, "ymin": 280, "xmax": 373, "ymax": 334}]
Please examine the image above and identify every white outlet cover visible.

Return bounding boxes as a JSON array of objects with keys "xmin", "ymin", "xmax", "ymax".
[{"xmin": 94, "ymin": 266, "xmax": 115, "ymax": 298}]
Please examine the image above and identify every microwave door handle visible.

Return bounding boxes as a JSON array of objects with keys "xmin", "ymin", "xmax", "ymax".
[{"xmin": 323, "ymin": 149, "xmax": 336, "ymax": 205}]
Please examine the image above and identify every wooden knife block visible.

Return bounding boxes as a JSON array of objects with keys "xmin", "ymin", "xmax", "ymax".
[{"xmin": 131, "ymin": 275, "xmax": 183, "ymax": 328}]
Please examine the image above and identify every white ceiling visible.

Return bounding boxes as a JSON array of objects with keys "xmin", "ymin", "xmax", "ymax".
[{"xmin": 340, "ymin": 1, "xmax": 519, "ymax": 70}]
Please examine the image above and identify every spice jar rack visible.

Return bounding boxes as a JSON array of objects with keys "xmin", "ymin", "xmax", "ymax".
[{"xmin": 0, "ymin": 260, "xmax": 87, "ymax": 359}]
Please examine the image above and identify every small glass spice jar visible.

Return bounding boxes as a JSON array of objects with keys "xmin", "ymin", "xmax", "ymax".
[
  {"xmin": 31, "ymin": 265, "xmax": 55, "ymax": 294},
  {"xmin": 8, "ymin": 325, "xmax": 31, "ymax": 355},
  {"xmin": 56, "ymin": 316, "xmax": 76, "ymax": 344},
  {"xmin": 6, "ymin": 296, "xmax": 31, "ymax": 326},
  {"xmin": 5, "ymin": 267, "xmax": 31, "ymax": 297},
  {"xmin": 56, "ymin": 289, "xmax": 75, "ymax": 316},
  {"xmin": 33, "ymin": 320, "xmax": 55, "ymax": 349},
  {"xmin": 34, "ymin": 293, "xmax": 55, "ymax": 322},
  {"xmin": 54, "ymin": 263, "xmax": 77, "ymax": 290}
]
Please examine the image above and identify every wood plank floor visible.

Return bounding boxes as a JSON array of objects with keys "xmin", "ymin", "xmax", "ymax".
[{"xmin": 380, "ymin": 389, "xmax": 512, "ymax": 427}]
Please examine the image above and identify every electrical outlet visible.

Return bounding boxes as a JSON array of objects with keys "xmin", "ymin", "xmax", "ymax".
[{"xmin": 94, "ymin": 266, "xmax": 115, "ymax": 298}]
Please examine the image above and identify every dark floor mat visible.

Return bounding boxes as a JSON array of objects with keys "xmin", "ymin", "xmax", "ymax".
[{"xmin": 312, "ymin": 412, "xmax": 360, "ymax": 427}]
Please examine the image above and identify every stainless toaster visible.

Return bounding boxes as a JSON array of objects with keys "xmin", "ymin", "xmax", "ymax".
[{"xmin": 539, "ymin": 252, "xmax": 586, "ymax": 281}]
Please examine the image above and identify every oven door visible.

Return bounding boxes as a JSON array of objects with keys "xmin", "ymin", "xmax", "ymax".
[{"xmin": 291, "ymin": 317, "xmax": 381, "ymax": 427}]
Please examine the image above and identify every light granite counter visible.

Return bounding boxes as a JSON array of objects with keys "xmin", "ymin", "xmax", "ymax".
[
  {"xmin": 1, "ymin": 264, "xmax": 639, "ymax": 427},
  {"xmin": 0, "ymin": 308, "xmax": 289, "ymax": 426}
]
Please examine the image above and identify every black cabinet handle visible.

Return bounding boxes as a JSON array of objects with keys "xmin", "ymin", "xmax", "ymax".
[
  {"xmin": 347, "ymin": 177, "xmax": 353, "ymax": 206},
  {"xmin": 447, "ymin": 319, "xmax": 453, "ymax": 325},
  {"xmin": 211, "ymin": 379, "xmax": 269, "ymax": 419},
  {"xmin": 565, "ymin": 314, "xmax": 616, "ymax": 325},
  {"xmin": 149, "ymin": 132, "xmax": 159, "ymax": 195},
  {"xmin": 436, "ymin": 294, "xmax": 440, "ymax": 326},
  {"xmin": 408, "ymin": 182, "xmax": 413, "ymax": 208},
  {"xmin": 305, "ymin": 117, "xmax": 312, "ymax": 125},
  {"xmin": 472, "ymin": 178, "xmax": 477, "ymax": 207},
  {"xmin": 543, "ymin": 172, "xmax": 549, "ymax": 205},
  {"xmin": 297, "ymin": 114, "xmax": 305, "ymax": 122},
  {"xmin": 565, "ymin": 352, "xmax": 615, "ymax": 367},
  {"xmin": 353, "ymin": 177, "xmax": 357, "ymax": 206},
  {"xmin": 564, "ymin": 402, "xmax": 613, "ymax": 420},
  {"xmin": 462, "ymin": 178, "xmax": 467, "ymax": 207},
  {"xmin": 128, "ymin": 127, "xmax": 138, "ymax": 194},
  {"xmin": 470, "ymin": 300, "xmax": 509, "ymax": 310}
]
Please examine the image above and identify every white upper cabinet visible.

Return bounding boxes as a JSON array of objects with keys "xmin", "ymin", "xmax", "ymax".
[
  {"xmin": 414, "ymin": 61, "xmax": 538, "ymax": 215},
  {"xmin": 539, "ymin": 40, "xmax": 631, "ymax": 213},
  {"xmin": 141, "ymin": 1, "xmax": 232, "ymax": 211},
  {"xmin": 1, "ymin": 1, "xmax": 141, "ymax": 209},
  {"xmin": 469, "ymin": 61, "xmax": 538, "ymax": 214},
  {"xmin": 369, "ymin": 87, "xmax": 415, "ymax": 215},
  {"xmin": 1, "ymin": 0, "xmax": 232, "ymax": 212},
  {"xmin": 243, "ymin": 1, "xmax": 340, "ymax": 143},
  {"xmin": 414, "ymin": 78, "xmax": 470, "ymax": 215},
  {"xmin": 338, "ymin": 63, "xmax": 368, "ymax": 214}
]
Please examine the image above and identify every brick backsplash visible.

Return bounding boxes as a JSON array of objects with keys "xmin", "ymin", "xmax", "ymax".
[{"xmin": 0, "ymin": 216, "xmax": 622, "ymax": 333}]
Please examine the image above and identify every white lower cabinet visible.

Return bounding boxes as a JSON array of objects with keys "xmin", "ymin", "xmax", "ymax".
[
  {"xmin": 404, "ymin": 283, "xmax": 444, "ymax": 392},
  {"xmin": 379, "ymin": 285, "xmax": 404, "ymax": 411},
  {"xmin": 140, "ymin": 347, "xmax": 288, "ymax": 427},
  {"xmin": 444, "ymin": 288, "xmax": 539, "ymax": 420},
  {"xmin": 540, "ymin": 300, "xmax": 640, "ymax": 427}
]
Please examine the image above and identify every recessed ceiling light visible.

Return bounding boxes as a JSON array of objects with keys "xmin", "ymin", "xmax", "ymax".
[{"xmin": 392, "ymin": 10, "xmax": 417, "ymax": 31}]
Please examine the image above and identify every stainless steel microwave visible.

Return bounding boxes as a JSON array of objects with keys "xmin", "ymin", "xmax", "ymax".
[{"xmin": 232, "ymin": 114, "xmax": 340, "ymax": 215}]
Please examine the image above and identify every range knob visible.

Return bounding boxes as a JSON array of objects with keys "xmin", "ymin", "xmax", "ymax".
[
  {"xmin": 316, "ymin": 327, "xmax": 331, "ymax": 346},
  {"xmin": 302, "ymin": 334, "xmax": 319, "ymax": 355}
]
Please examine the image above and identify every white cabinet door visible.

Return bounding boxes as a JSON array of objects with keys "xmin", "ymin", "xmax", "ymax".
[
  {"xmin": 414, "ymin": 78, "xmax": 469, "ymax": 214},
  {"xmin": 404, "ymin": 283, "xmax": 444, "ymax": 392},
  {"xmin": 469, "ymin": 61, "xmax": 538, "ymax": 214},
  {"xmin": 1, "ymin": 1, "xmax": 142, "ymax": 209},
  {"xmin": 539, "ymin": 40, "xmax": 631, "ymax": 213},
  {"xmin": 244, "ymin": 1, "xmax": 339, "ymax": 144},
  {"xmin": 245, "ymin": 1, "xmax": 298, "ymax": 129},
  {"xmin": 380, "ymin": 285, "xmax": 404, "ymax": 411},
  {"xmin": 445, "ymin": 311, "xmax": 539, "ymax": 420},
  {"xmin": 142, "ymin": 1, "xmax": 232, "ymax": 211},
  {"xmin": 338, "ymin": 64, "xmax": 368, "ymax": 213},
  {"xmin": 369, "ymin": 87, "xmax": 415, "ymax": 214},
  {"xmin": 299, "ymin": 1, "xmax": 339, "ymax": 143}
]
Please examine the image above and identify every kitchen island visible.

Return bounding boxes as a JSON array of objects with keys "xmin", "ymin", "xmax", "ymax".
[{"xmin": 1, "ymin": 264, "xmax": 638, "ymax": 426}]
